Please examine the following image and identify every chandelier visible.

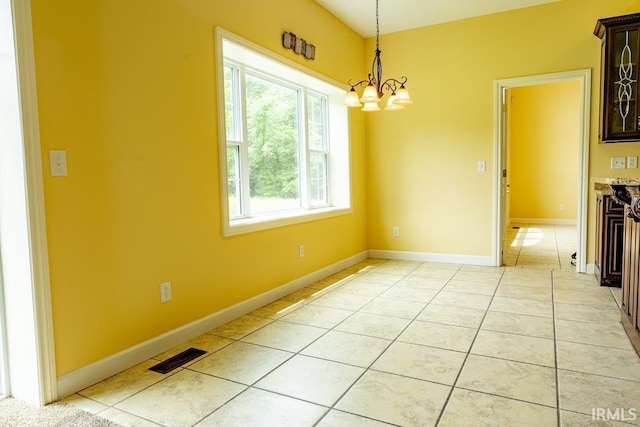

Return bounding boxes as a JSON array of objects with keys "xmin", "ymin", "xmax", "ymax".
[{"xmin": 344, "ymin": 0, "xmax": 412, "ymax": 111}]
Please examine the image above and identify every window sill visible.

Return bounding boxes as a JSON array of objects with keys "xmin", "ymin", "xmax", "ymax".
[{"xmin": 224, "ymin": 206, "xmax": 352, "ymax": 237}]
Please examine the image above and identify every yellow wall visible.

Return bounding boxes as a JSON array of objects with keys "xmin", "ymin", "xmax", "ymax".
[
  {"xmin": 508, "ymin": 82, "xmax": 580, "ymax": 221},
  {"xmin": 31, "ymin": 0, "xmax": 367, "ymax": 376},
  {"xmin": 366, "ymin": 0, "xmax": 640, "ymax": 258},
  {"xmin": 30, "ymin": 0, "xmax": 640, "ymax": 378}
]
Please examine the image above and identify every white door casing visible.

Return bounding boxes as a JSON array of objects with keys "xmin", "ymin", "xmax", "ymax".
[
  {"xmin": 492, "ymin": 69, "xmax": 591, "ymax": 271},
  {"xmin": 0, "ymin": 0, "xmax": 57, "ymax": 405}
]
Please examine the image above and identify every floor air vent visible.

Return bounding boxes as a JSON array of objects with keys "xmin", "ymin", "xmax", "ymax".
[{"xmin": 149, "ymin": 347, "xmax": 206, "ymax": 374}]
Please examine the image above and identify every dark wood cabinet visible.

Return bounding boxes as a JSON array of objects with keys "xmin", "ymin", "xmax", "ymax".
[
  {"xmin": 594, "ymin": 13, "xmax": 640, "ymax": 142},
  {"xmin": 621, "ymin": 209, "xmax": 640, "ymax": 356},
  {"xmin": 595, "ymin": 193, "xmax": 624, "ymax": 286},
  {"xmin": 605, "ymin": 182, "xmax": 640, "ymax": 356}
]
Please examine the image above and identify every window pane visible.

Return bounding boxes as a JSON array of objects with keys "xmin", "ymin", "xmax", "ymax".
[
  {"xmin": 245, "ymin": 74, "xmax": 300, "ymax": 214},
  {"xmin": 227, "ymin": 146, "xmax": 242, "ymax": 217},
  {"xmin": 309, "ymin": 152, "xmax": 327, "ymax": 206},
  {"xmin": 223, "ymin": 65, "xmax": 237, "ymax": 141},
  {"xmin": 307, "ymin": 94, "xmax": 326, "ymax": 150}
]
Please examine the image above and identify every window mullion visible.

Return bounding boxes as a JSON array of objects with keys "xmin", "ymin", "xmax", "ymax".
[
  {"xmin": 306, "ymin": 93, "xmax": 329, "ymax": 208},
  {"xmin": 300, "ymin": 88, "xmax": 310, "ymax": 209},
  {"xmin": 323, "ymin": 96, "xmax": 329, "ymax": 207},
  {"xmin": 238, "ymin": 64, "xmax": 251, "ymax": 218},
  {"xmin": 232, "ymin": 63, "xmax": 242, "ymax": 142}
]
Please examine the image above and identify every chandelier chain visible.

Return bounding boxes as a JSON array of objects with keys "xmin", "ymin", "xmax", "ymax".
[{"xmin": 376, "ymin": 0, "xmax": 380, "ymax": 50}]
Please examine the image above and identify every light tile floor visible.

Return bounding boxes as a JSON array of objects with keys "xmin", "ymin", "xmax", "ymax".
[
  {"xmin": 504, "ymin": 223, "xmax": 578, "ymax": 270},
  {"xmin": 64, "ymin": 224, "xmax": 640, "ymax": 426}
]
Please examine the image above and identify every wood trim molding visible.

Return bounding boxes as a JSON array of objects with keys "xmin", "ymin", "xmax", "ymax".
[
  {"xmin": 11, "ymin": 0, "xmax": 58, "ymax": 404},
  {"xmin": 594, "ymin": 12, "xmax": 640, "ymax": 39}
]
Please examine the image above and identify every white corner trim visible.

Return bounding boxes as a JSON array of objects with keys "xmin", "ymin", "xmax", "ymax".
[
  {"xmin": 7, "ymin": 0, "xmax": 57, "ymax": 405},
  {"xmin": 56, "ymin": 250, "xmax": 368, "ymax": 398},
  {"xmin": 368, "ymin": 250, "xmax": 496, "ymax": 266}
]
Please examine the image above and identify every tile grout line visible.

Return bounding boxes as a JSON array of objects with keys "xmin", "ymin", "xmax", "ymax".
[
  {"xmin": 312, "ymin": 260, "xmax": 418, "ymax": 426},
  {"xmin": 554, "ymin": 224, "xmax": 561, "ymax": 269},
  {"xmin": 433, "ymin": 267, "xmax": 507, "ymax": 426},
  {"xmin": 552, "ymin": 224, "xmax": 572, "ymax": 425},
  {"xmin": 551, "ymin": 268, "xmax": 562, "ymax": 427},
  {"xmin": 510, "ymin": 224, "xmax": 523, "ymax": 267},
  {"xmin": 314, "ymin": 260, "xmax": 461, "ymax": 426}
]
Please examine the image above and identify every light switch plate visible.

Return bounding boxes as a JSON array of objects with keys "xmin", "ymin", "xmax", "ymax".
[
  {"xmin": 49, "ymin": 150, "xmax": 68, "ymax": 176},
  {"xmin": 477, "ymin": 160, "xmax": 486, "ymax": 172},
  {"xmin": 628, "ymin": 156, "xmax": 638, "ymax": 169},
  {"xmin": 611, "ymin": 156, "xmax": 626, "ymax": 169}
]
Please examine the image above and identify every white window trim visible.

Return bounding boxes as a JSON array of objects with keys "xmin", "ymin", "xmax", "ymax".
[{"xmin": 215, "ymin": 27, "xmax": 352, "ymax": 237}]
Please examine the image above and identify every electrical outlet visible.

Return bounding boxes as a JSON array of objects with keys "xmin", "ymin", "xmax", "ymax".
[
  {"xmin": 611, "ymin": 156, "xmax": 626, "ymax": 169},
  {"xmin": 160, "ymin": 281, "xmax": 172, "ymax": 303},
  {"xmin": 477, "ymin": 160, "xmax": 486, "ymax": 173},
  {"xmin": 393, "ymin": 226, "xmax": 400, "ymax": 237},
  {"xmin": 560, "ymin": 204, "xmax": 565, "ymax": 211},
  {"xmin": 628, "ymin": 156, "xmax": 638, "ymax": 169},
  {"xmin": 299, "ymin": 244, "xmax": 304, "ymax": 258}
]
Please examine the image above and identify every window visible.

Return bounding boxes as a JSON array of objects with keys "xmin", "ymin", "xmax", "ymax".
[{"xmin": 216, "ymin": 29, "xmax": 351, "ymax": 236}]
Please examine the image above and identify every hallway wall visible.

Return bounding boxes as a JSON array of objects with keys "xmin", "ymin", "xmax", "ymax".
[{"xmin": 508, "ymin": 81, "xmax": 581, "ymax": 222}]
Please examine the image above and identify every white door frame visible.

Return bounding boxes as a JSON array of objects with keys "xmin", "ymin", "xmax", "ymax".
[
  {"xmin": 492, "ymin": 69, "xmax": 592, "ymax": 272},
  {"xmin": 0, "ymin": 0, "xmax": 57, "ymax": 405}
]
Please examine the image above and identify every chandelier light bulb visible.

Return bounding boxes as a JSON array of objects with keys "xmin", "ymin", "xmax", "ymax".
[
  {"xmin": 344, "ymin": 88, "xmax": 363, "ymax": 107},
  {"xmin": 360, "ymin": 84, "xmax": 380, "ymax": 103},
  {"xmin": 384, "ymin": 94, "xmax": 404, "ymax": 111},
  {"xmin": 394, "ymin": 86, "xmax": 413, "ymax": 105},
  {"xmin": 361, "ymin": 101, "xmax": 381, "ymax": 112}
]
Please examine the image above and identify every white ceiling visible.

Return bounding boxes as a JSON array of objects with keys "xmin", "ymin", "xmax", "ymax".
[{"xmin": 315, "ymin": 0, "xmax": 561, "ymax": 38}]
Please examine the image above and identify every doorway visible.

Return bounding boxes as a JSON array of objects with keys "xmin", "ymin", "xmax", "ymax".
[{"xmin": 492, "ymin": 69, "xmax": 591, "ymax": 272}]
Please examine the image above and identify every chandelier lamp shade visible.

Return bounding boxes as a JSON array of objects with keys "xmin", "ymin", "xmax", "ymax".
[{"xmin": 344, "ymin": 0, "xmax": 412, "ymax": 111}]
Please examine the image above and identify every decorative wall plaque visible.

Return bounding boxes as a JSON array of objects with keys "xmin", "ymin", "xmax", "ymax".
[{"xmin": 282, "ymin": 31, "xmax": 315, "ymax": 60}]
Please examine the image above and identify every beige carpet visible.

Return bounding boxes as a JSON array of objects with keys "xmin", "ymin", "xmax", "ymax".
[{"xmin": 0, "ymin": 397, "xmax": 120, "ymax": 426}]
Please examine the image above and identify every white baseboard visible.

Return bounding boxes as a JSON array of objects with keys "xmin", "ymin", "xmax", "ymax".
[
  {"xmin": 368, "ymin": 250, "xmax": 496, "ymax": 266},
  {"xmin": 56, "ymin": 250, "xmax": 369, "ymax": 398},
  {"xmin": 509, "ymin": 218, "xmax": 577, "ymax": 226},
  {"xmin": 585, "ymin": 263, "xmax": 596, "ymax": 274}
]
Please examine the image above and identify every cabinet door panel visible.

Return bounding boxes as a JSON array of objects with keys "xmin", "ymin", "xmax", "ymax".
[
  {"xmin": 630, "ymin": 220, "xmax": 639, "ymax": 323},
  {"xmin": 597, "ymin": 194, "xmax": 624, "ymax": 286},
  {"xmin": 595, "ymin": 13, "xmax": 640, "ymax": 142},
  {"xmin": 621, "ymin": 215, "xmax": 633, "ymax": 316},
  {"xmin": 595, "ymin": 195, "xmax": 603, "ymax": 278},
  {"xmin": 605, "ymin": 27, "xmax": 639, "ymax": 139},
  {"xmin": 606, "ymin": 217, "xmax": 625, "ymax": 276}
]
